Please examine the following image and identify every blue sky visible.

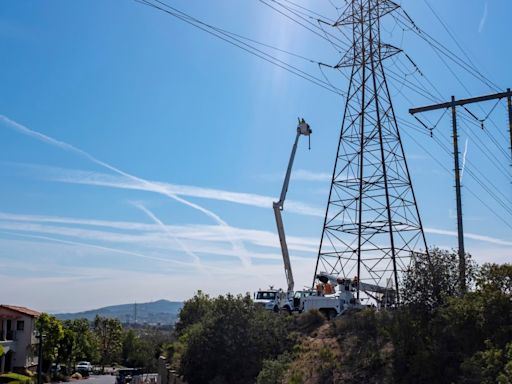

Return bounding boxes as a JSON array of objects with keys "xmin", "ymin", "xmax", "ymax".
[{"xmin": 1, "ymin": 0, "xmax": 511, "ymax": 312}]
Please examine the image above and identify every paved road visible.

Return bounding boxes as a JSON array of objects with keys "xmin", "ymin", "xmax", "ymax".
[{"xmin": 88, "ymin": 375, "xmax": 116, "ymax": 384}]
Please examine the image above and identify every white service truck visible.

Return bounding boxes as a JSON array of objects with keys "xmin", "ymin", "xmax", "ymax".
[
  {"xmin": 255, "ymin": 119, "xmax": 395, "ymax": 318},
  {"xmin": 254, "ymin": 288, "xmax": 291, "ymax": 312}
]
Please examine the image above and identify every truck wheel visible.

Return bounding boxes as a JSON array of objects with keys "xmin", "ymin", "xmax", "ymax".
[
  {"xmin": 280, "ymin": 306, "xmax": 292, "ymax": 315},
  {"xmin": 273, "ymin": 305, "xmax": 279, "ymax": 313},
  {"xmin": 320, "ymin": 309, "xmax": 337, "ymax": 320},
  {"xmin": 320, "ymin": 309, "xmax": 329, "ymax": 319}
]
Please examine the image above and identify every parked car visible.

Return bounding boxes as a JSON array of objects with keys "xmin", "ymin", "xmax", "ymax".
[
  {"xmin": 116, "ymin": 368, "xmax": 143, "ymax": 384},
  {"xmin": 75, "ymin": 361, "xmax": 93, "ymax": 375}
]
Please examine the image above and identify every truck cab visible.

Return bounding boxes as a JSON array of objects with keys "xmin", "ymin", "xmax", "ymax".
[
  {"xmin": 292, "ymin": 290, "xmax": 317, "ymax": 312},
  {"xmin": 254, "ymin": 289, "xmax": 291, "ymax": 312}
]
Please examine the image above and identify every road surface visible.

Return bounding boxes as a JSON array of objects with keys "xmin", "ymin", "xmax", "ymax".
[{"xmin": 88, "ymin": 375, "xmax": 116, "ymax": 384}]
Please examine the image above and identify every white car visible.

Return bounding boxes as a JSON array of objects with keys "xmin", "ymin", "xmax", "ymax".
[{"xmin": 75, "ymin": 361, "xmax": 93, "ymax": 372}]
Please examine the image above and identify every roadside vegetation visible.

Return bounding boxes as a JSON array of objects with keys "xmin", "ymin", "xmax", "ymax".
[
  {"xmin": 161, "ymin": 249, "xmax": 511, "ymax": 384},
  {"xmin": 21, "ymin": 248, "xmax": 511, "ymax": 384},
  {"xmin": 31, "ymin": 314, "xmax": 172, "ymax": 383}
]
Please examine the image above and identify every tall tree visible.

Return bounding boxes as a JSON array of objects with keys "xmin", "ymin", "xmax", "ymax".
[
  {"xmin": 37, "ymin": 313, "xmax": 64, "ymax": 372},
  {"xmin": 177, "ymin": 293, "xmax": 293, "ymax": 384},
  {"xmin": 94, "ymin": 316, "xmax": 123, "ymax": 371},
  {"xmin": 58, "ymin": 319, "xmax": 99, "ymax": 373},
  {"xmin": 401, "ymin": 247, "xmax": 477, "ymax": 309}
]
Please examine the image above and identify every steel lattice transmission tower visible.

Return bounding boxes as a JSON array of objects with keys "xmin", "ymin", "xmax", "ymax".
[{"xmin": 313, "ymin": 0, "xmax": 428, "ymax": 302}]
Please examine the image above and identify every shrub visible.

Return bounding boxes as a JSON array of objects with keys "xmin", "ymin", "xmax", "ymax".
[
  {"xmin": 291, "ymin": 309, "xmax": 325, "ymax": 335},
  {"xmin": 256, "ymin": 352, "xmax": 293, "ymax": 384},
  {"xmin": 0, "ymin": 373, "xmax": 33, "ymax": 384}
]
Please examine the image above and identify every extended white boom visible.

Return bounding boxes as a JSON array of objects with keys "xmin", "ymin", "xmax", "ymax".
[{"xmin": 273, "ymin": 119, "xmax": 312, "ymax": 292}]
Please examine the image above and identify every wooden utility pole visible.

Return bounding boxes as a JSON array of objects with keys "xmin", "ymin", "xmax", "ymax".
[
  {"xmin": 409, "ymin": 89, "xmax": 512, "ymax": 294},
  {"xmin": 450, "ymin": 96, "xmax": 466, "ymax": 291}
]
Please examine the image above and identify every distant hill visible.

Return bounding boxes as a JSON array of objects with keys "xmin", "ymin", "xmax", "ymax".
[{"xmin": 55, "ymin": 299, "xmax": 183, "ymax": 325}]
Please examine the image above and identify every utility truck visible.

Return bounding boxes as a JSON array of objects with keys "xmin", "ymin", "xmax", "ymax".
[
  {"xmin": 255, "ymin": 118, "xmax": 312, "ymax": 313},
  {"xmin": 253, "ymin": 288, "xmax": 290, "ymax": 312},
  {"xmin": 255, "ymin": 119, "xmax": 395, "ymax": 318}
]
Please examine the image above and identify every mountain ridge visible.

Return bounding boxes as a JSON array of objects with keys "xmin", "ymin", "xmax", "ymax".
[{"xmin": 54, "ymin": 299, "xmax": 183, "ymax": 325}]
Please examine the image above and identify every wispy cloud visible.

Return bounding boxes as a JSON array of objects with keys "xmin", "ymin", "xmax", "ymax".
[
  {"xmin": 0, "ymin": 114, "xmax": 252, "ymax": 266},
  {"xmin": 0, "ymin": 211, "xmax": 319, "ymax": 258},
  {"xmin": 460, "ymin": 138, "xmax": 468, "ymax": 180},
  {"xmin": 15, "ymin": 163, "xmax": 324, "ymax": 217},
  {"xmin": 293, "ymin": 169, "xmax": 331, "ymax": 182},
  {"xmin": 425, "ymin": 227, "xmax": 512, "ymax": 247},
  {"xmin": 260, "ymin": 169, "xmax": 331, "ymax": 183},
  {"xmin": 131, "ymin": 202, "xmax": 204, "ymax": 270},
  {"xmin": 0, "ymin": 229, "xmax": 194, "ymax": 267},
  {"xmin": 2, "ymin": 115, "xmax": 510, "ymax": 269},
  {"xmin": 478, "ymin": 2, "xmax": 488, "ymax": 33}
]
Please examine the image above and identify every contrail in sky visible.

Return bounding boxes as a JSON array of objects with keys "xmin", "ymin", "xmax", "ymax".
[
  {"xmin": 460, "ymin": 138, "xmax": 468, "ymax": 181},
  {"xmin": 0, "ymin": 229, "xmax": 194, "ymax": 267},
  {"xmin": 0, "ymin": 114, "xmax": 251, "ymax": 267},
  {"xmin": 131, "ymin": 201, "xmax": 204, "ymax": 271},
  {"xmin": 478, "ymin": 2, "xmax": 488, "ymax": 33}
]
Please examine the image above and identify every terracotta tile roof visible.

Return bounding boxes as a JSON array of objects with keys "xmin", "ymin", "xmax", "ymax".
[{"xmin": 0, "ymin": 305, "xmax": 41, "ymax": 317}]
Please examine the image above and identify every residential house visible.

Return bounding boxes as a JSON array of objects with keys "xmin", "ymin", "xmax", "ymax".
[{"xmin": 0, "ymin": 305, "xmax": 40, "ymax": 374}]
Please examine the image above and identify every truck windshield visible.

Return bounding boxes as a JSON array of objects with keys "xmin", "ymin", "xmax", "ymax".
[{"xmin": 256, "ymin": 292, "xmax": 276, "ymax": 300}]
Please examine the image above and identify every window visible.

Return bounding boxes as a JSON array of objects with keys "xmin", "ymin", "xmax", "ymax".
[
  {"xmin": 16, "ymin": 320, "xmax": 24, "ymax": 331},
  {"xmin": 256, "ymin": 291, "xmax": 276, "ymax": 300}
]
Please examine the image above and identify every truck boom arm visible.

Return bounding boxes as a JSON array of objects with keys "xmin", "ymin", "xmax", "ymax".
[{"xmin": 274, "ymin": 119, "xmax": 312, "ymax": 292}]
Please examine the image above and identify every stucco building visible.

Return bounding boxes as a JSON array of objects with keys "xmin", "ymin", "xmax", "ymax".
[{"xmin": 0, "ymin": 305, "xmax": 40, "ymax": 373}]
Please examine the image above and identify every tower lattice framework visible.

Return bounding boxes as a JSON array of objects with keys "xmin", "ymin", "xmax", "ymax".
[{"xmin": 313, "ymin": 0, "xmax": 428, "ymax": 302}]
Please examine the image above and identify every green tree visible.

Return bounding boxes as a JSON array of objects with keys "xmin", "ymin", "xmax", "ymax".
[
  {"xmin": 121, "ymin": 328, "xmax": 171, "ymax": 371},
  {"xmin": 256, "ymin": 352, "xmax": 293, "ymax": 384},
  {"xmin": 176, "ymin": 293, "xmax": 293, "ymax": 384},
  {"xmin": 401, "ymin": 247, "xmax": 476, "ymax": 309},
  {"xmin": 477, "ymin": 263, "xmax": 512, "ymax": 296},
  {"xmin": 460, "ymin": 341, "xmax": 512, "ymax": 384},
  {"xmin": 94, "ymin": 316, "xmax": 123, "ymax": 371},
  {"xmin": 174, "ymin": 290, "xmax": 210, "ymax": 336},
  {"xmin": 58, "ymin": 319, "xmax": 99, "ymax": 373},
  {"xmin": 37, "ymin": 313, "xmax": 64, "ymax": 372}
]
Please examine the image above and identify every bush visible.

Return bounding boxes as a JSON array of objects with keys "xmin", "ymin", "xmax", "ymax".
[
  {"xmin": 0, "ymin": 374, "xmax": 33, "ymax": 384},
  {"xmin": 53, "ymin": 373, "xmax": 70, "ymax": 382},
  {"xmin": 291, "ymin": 309, "xmax": 325, "ymax": 335},
  {"xmin": 256, "ymin": 352, "xmax": 293, "ymax": 384},
  {"xmin": 176, "ymin": 293, "xmax": 294, "ymax": 384}
]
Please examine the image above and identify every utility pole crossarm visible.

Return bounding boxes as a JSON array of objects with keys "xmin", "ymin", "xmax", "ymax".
[
  {"xmin": 408, "ymin": 89, "xmax": 512, "ymax": 294},
  {"xmin": 409, "ymin": 90, "xmax": 512, "ymax": 114}
]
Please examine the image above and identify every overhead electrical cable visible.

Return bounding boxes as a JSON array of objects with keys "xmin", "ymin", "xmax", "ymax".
[
  {"xmin": 393, "ymin": 11, "xmax": 500, "ymax": 92},
  {"xmin": 422, "ymin": 0, "xmax": 499, "ymax": 92},
  {"xmin": 136, "ymin": 0, "xmax": 346, "ymax": 95},
  {"xmin": 402, "ymin": 130, "xmax": 512, "ymax": 231}
]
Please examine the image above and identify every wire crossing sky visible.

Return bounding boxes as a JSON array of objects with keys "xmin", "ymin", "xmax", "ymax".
[{"xmin": 0, "ymin": 0, "xmax": 510, "ymax": 312}]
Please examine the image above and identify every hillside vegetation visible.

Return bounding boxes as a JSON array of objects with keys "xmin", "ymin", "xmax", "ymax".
[
  {"xmin": 55, "ymin": 299, "xmax": 182, "ymax": 325},
  {"xmin": 163, "ymin": 249, "xmax": 512, "ymax": 384}
]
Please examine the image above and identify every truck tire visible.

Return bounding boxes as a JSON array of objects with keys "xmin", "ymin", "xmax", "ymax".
[
  {"xmin": 280, "ymin": 306, "xmax": 292, "ymax": 315},
  {"xmin": 273, "ymin": 305, "xmax": 279, "ymax": 313},
  {"xmin": 320, "ymin": 308, "xmax": 338, "ymax": 320},
  {"xmin": 319, "ymin": 309, "xmax": 329, "ymax": 319}
]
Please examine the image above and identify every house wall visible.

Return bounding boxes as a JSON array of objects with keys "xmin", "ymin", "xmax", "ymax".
[{"xmin": 0, "ymin": 308, "xmax": 38, "ymax": 373}]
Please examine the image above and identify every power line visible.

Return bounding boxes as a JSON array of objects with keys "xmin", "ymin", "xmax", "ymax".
[
  {"xmin": 422, "ymin": 0, "xmax": 499, "ymax": 92},
  {"xmin": 402, "ymin": 129, "xmax": 512, "ymax": 231},
  {"xmin": 393, "ymin": 11, "xmax": 500, "ymax": 92},
  {"xmin": 257, "ymin": 0, "xmax": 351, "ymax": 52},
  {"xmin": 136, "ymin": 0, "xmax": 345, "ymax": 95}
]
